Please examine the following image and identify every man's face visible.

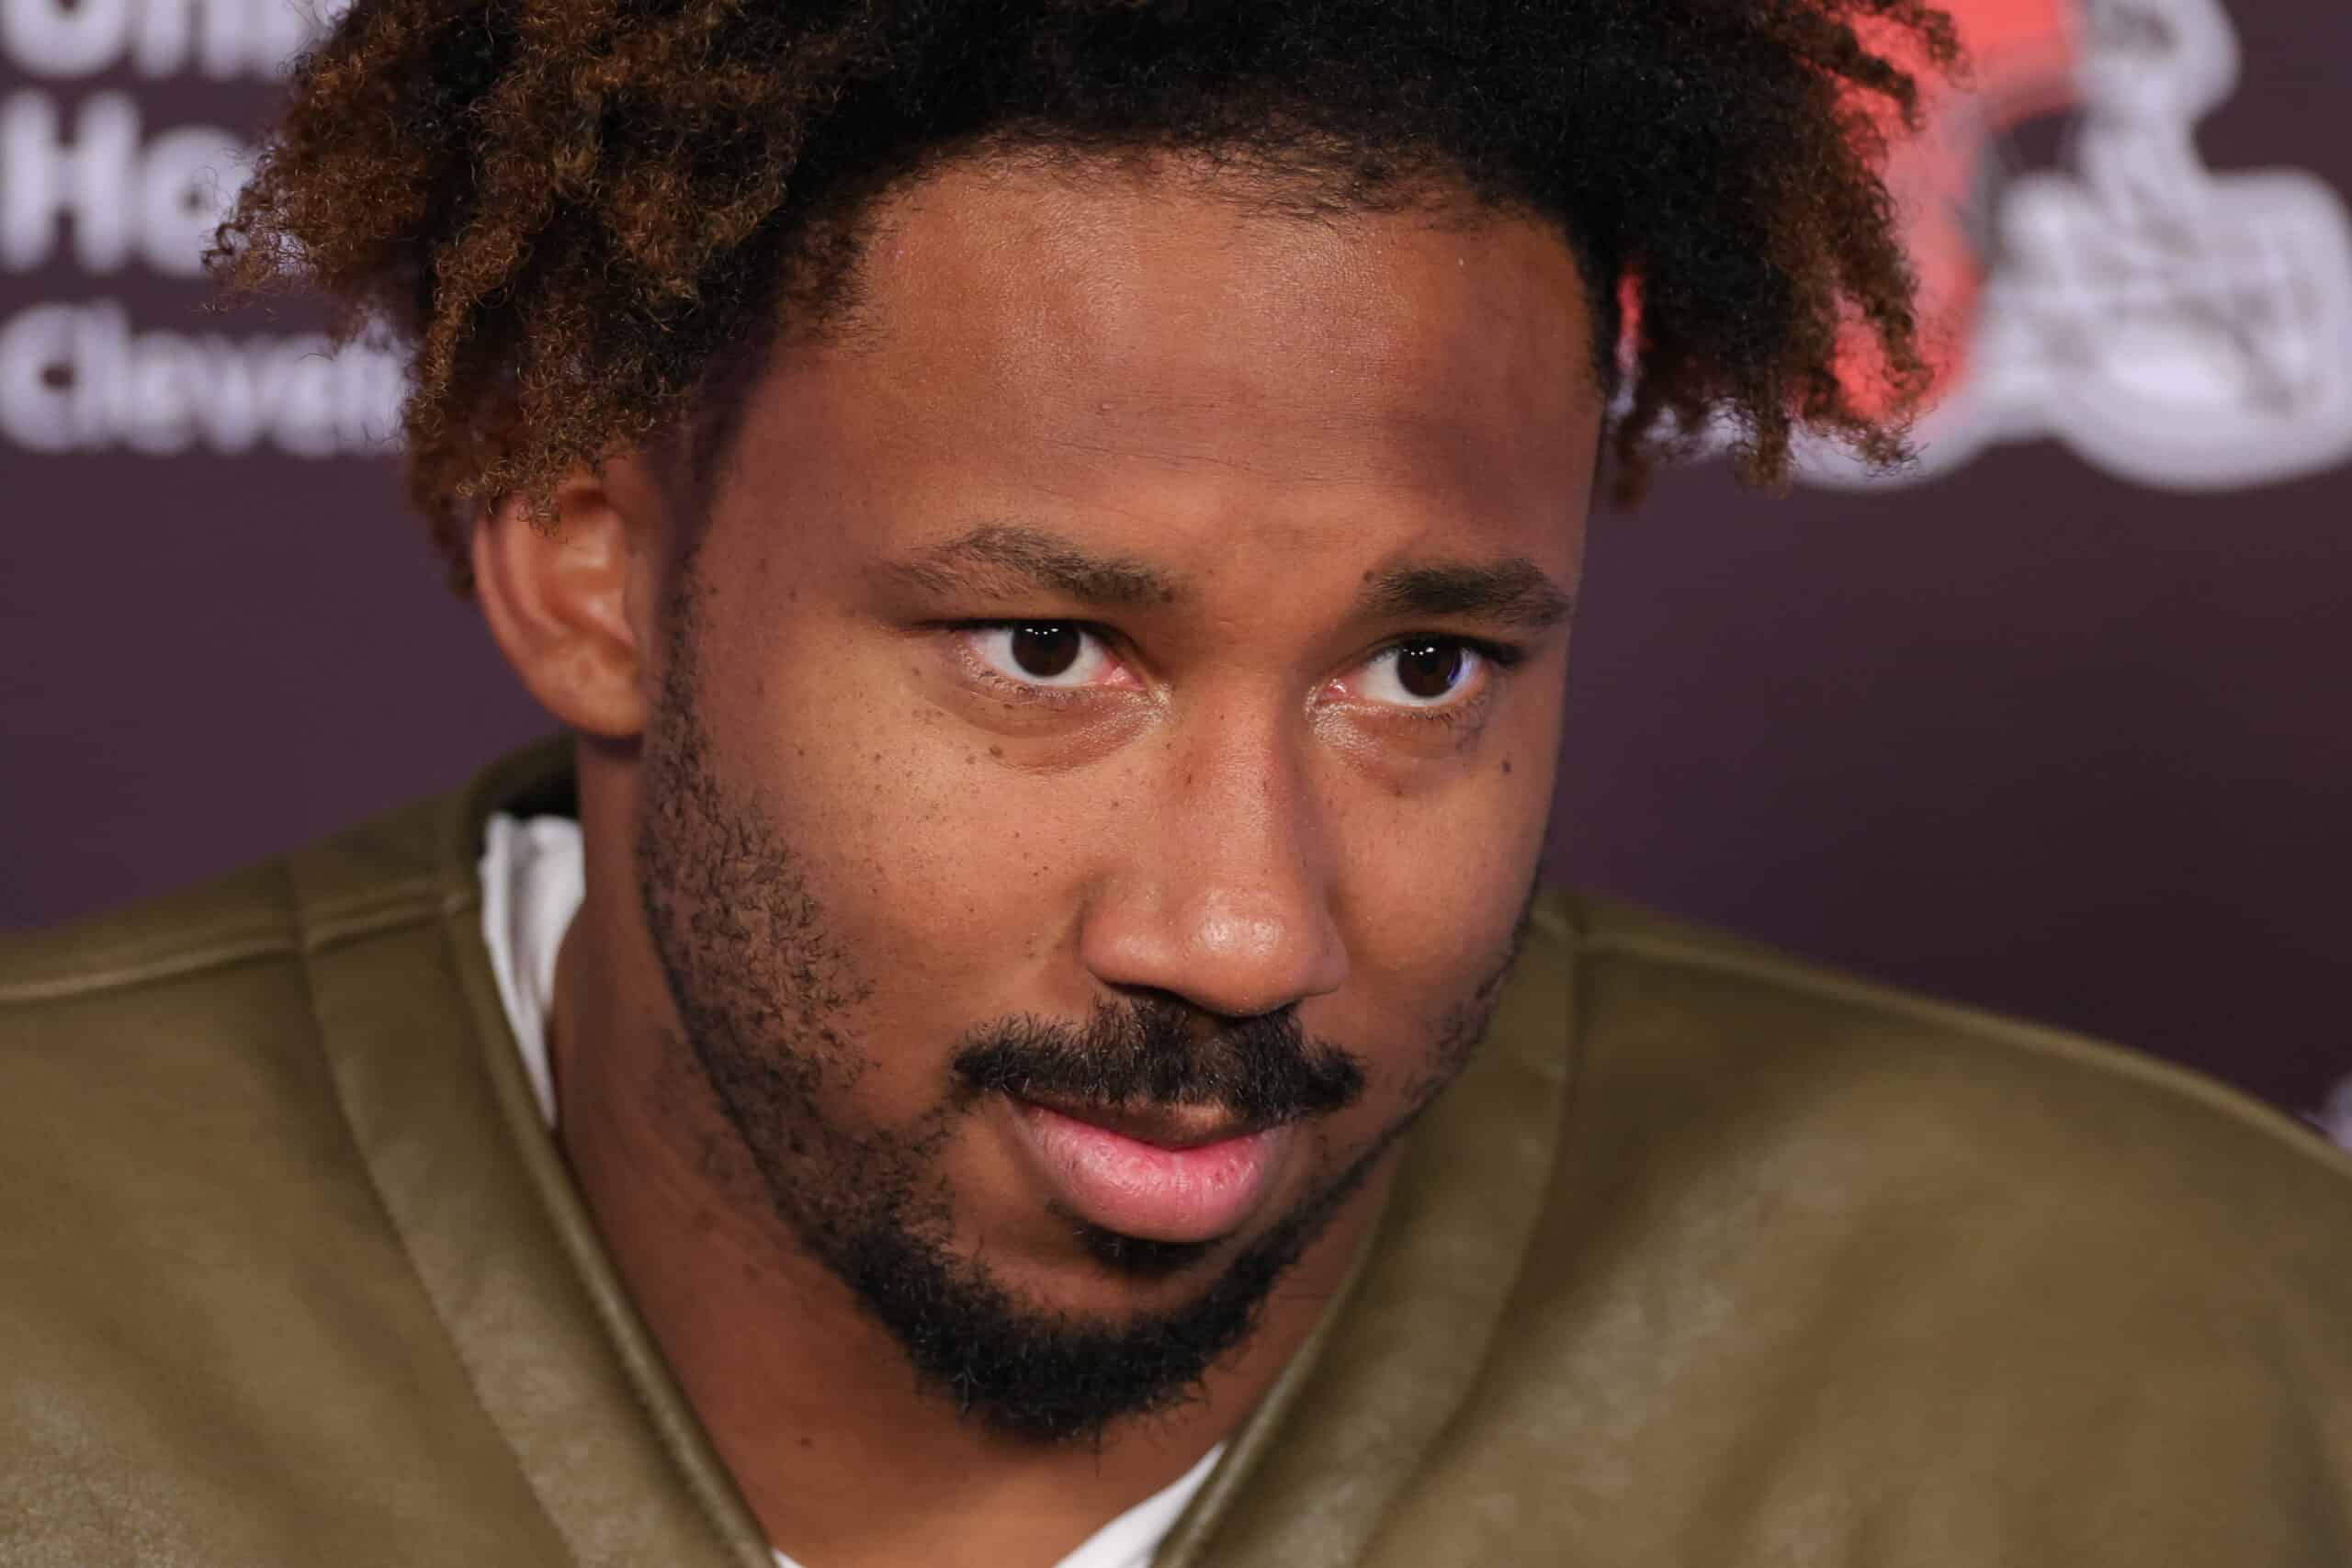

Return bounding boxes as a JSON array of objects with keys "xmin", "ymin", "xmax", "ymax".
[{"xmin": 633, "ymin": 159, "xmax": 1598, "ymax": 1443}]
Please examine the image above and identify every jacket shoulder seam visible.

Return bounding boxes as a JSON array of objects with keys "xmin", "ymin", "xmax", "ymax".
[
  {"xmin": 0, "ymin": 925, "xmax": 296, "ymax": 1005},
  {"xmin": 1578, "ymin": 920, "xmax": 2352, "ymax": 1187},
  {"xmin": 0, "ymin": 879, "xmax": 455, "ymax": 1008}
]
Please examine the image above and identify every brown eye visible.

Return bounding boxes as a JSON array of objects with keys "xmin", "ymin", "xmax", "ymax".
[
  {"xmin": 1010, "ymin": 624, "xmax": 1082, "ymax": 678},
  {"xmin": 1355, "ymin": 637, "xmax": 1493, "ymax": 712},
  {"xmin": 1393, "ymin": 638, "xmax": 1467, "ymax": 701},
  {"xmin": 966, "ymin": 623, "xmax": 1116, "ymax": 689}
]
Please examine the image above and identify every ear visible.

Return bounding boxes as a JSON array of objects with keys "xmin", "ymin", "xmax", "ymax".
[{"xmin": 471, "ymin": 459, "xmax": 665, "ymax": 739}]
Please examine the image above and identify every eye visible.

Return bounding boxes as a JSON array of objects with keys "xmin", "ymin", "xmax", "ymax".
[
  {"xmin": 1357, "ymin": 637, "xmax": 1488, "ymax": 709},
  {"xmin": 965, "ymin": 623, "xmax": 1120, "ymax": 689}
]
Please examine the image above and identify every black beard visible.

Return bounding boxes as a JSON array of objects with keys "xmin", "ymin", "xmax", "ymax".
[{"xmin": 634, "ymin": 589, "xmax": 1528, "ymax": 1445}]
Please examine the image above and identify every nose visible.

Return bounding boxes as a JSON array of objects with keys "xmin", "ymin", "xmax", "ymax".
[{"xmin": 1078, "ymin": 724, "xmax": 1350, "ymax": 1021}]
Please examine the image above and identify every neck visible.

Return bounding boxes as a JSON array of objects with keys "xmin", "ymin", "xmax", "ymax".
[{"xmin": 546, "ymin": 871, "xmax": 1391, "ymax": 1568}]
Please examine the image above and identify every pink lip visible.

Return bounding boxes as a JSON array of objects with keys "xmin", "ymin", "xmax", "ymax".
[{"xmin": 1007, "ymin": 1100, "xmax": 1291, "ymax": 1245}]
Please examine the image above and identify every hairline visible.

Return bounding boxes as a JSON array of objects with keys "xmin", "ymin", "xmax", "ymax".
[{"xmin": 654, "ymin": 138, "xmax": 1621, "ymax": 533}]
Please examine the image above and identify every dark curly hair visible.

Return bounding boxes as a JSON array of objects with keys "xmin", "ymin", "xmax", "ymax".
[{"xmin": 212, "ymin": 0, "xmax": 1959, "ymax": 589}]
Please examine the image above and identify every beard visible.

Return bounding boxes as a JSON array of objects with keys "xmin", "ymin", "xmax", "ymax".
[{"xmin": 634, "ymin": 597, "xmax": 1529, "ymax": 1446}]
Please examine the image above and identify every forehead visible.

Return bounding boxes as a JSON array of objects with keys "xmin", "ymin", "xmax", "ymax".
[{"xmin": 714, "ymin": 156, "xmax": 1600, "ymax": 578}]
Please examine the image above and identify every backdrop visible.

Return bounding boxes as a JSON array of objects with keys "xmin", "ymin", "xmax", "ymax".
[{"xmin": 5, "ymin": 0, "xmax": 2347, "ymax": 1131}]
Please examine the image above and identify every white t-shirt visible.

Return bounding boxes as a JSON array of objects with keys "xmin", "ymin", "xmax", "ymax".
[{"xmin": 479, "ymin": 813, "xmax": 1219, "ymax": 1568}]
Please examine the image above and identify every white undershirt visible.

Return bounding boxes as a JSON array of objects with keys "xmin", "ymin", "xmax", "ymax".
[{"xmin": 478, "ymin": 813, "xmax": 1219, "ymax": 1568}]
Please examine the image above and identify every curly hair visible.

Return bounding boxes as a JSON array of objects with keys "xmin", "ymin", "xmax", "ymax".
[{"xmin": 212, "ymin": 0, "xmax": 1959, "ymax": 590}]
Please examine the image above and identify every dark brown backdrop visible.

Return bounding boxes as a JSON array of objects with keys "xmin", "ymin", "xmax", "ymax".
[{"xmin": 5, "ymin": 0, "xmax": 2346, "ymax": 1121}]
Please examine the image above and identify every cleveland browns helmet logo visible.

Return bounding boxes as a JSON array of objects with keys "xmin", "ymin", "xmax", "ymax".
[{"xmin": 1801, "ymin": 0, "xmax": 2352, "ymax": 491}]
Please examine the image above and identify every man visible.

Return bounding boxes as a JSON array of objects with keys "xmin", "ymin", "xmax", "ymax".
[{"xmin": 4, "ymin": 3, "xmax": 2347, "ymax": 1564}]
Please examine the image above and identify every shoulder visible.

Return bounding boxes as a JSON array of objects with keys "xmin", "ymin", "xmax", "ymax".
[
  {"xmin": 0, "ymin": 857, "xmax": 305, "ymax": 1011},
  {"xmin": 1375, "ymin": 892, "xmax": 2352, "ymax": 1558},
  {"xmin": 0, "ymin": 784, "xmax": 588, "ymax": 1563},
  {"xmin": 0, "ymin": 787, "xmax": 459, "ymax": 1016},
  {"xmin": 0, "ymin": 859, "xmax": 328, "ymax": 1190},
  {"xmin": 1501, "ymin": 894, "xmax": 2352, "ymax": 1554},
  {"xmin": 0, "ymin": 797, "xmax": 458, "ymax": 1131},
  {"xmin": 1550, "ymin": 892, "xmax": 2352, "ymax": 1219},
  {"xmin": 0, "ymin": 790, "xmax": 461, "ymax": 1258},
  {"xmin": 1539, "ymin": 894, "xmax": 2352, "ymax": 1314},
  {"xmin": 0, "ymin": 788, "xmax": 470, "ymax": 1260},
  {"xmin": 0, "ymin": 785, "xmax": 480, "ymax": 1235}
]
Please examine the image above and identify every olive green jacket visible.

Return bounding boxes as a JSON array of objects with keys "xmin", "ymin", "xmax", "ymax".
[{"xmin": 6, "ymin": 741, "xmax": 2349, "ymax": 1565}]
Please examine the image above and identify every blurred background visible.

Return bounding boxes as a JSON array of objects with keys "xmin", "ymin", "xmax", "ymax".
[{"xmin": 3, "ymin": 0, "xmax": 2346, "ymax": 1133}]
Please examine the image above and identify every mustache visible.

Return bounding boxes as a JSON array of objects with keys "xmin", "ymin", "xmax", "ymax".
[{"xmin": 951, "ymin": 998, "xmax": 1367, "ymax": 1125}]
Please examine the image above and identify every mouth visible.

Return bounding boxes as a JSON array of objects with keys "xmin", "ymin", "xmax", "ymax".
[
  {"xmin": 1003, "ymin": 1094, "xmax": 1298, "ymax": 1247},
  {"xmin": 1014, "ymin": 1092, "xmax": 1283, "ymax": 1151}
]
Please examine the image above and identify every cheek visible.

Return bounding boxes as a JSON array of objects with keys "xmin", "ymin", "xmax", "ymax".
[
  {"xmin": 729, "ymin": 668, "xmax": 1081, "ymax": 1009},
  {"xmin": 1330, "ymin": 747, "xmax": 1555, "ymax": 1019}
]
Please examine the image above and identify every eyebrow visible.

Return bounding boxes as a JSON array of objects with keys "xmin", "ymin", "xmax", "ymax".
[
  {"xmin": 879, "ymin": 522, "xmax": 1573, "ymax": 634},
  {"xmin": 878, "ymin": 523, "xmax": 1180, "ymax": 608},
  {"xmin": 1358, "ymin": 558, "xmax": 1575, "ymax": 634}
]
